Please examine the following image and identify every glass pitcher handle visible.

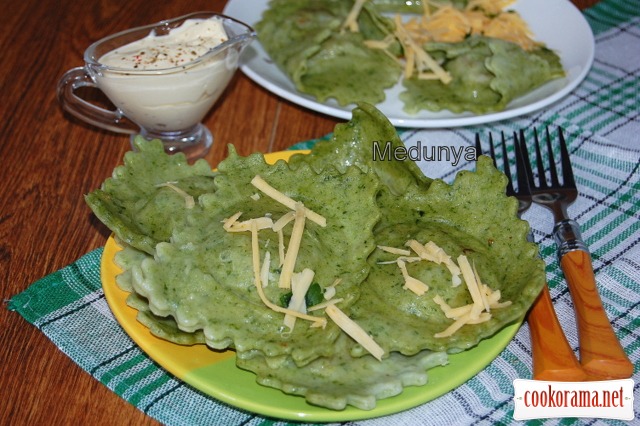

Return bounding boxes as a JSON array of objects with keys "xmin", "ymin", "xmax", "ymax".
[{"xmin": 56, "ymin": 67, "xmax": 138, "ymax": 135}]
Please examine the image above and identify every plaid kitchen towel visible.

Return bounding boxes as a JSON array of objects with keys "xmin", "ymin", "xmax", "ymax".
[{"xmin": 8, "ymin": 0, "xmax": 640, "ymax": 424}]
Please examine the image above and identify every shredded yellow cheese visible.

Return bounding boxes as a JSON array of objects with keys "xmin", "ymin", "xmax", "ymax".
[
  {"xmin": 222, "ymin": 211, "xmax": 243, "ymax": 231},
  {"xmin": 325, "ymin": 304, "xmax": 385, "ymax": 361},
  {"xmin": 434, "ymin": 311, "xmax": 491, "ymax": 338},
  {"xmin": 473, "ymin": 262, "xmax": 491, "ymax": 312},
  {"xmin": 393, "ymin": 14, "xmax": 453, "ymax": 83},
  {"xmin": 225, "ymin": 216, "xmax": 274, "ymax": 233},
  {"xmin": 457, "ymin": 255, "xmax": 484, "ymax": 319},
  {"xmin": 260, "ymin": 250, "xmax": 271, "ymax": 288},
  {"xmin": 323, "ymin": 278, "xmax": 342, "ymax": 300},
  {"xmin": 378, "ymin": 239, "xmax": 466, "ymax": 293},
  {"xmin": 308, "ymin": 297, "xmax": 343, "ymax": 312},
  {"xmin": 276, "ymin": 228, "xmax": 285, "ymax": 267},
  {"xmin": 397, "ymin": 258, "xmax": 429, "ymax": 295},
  {"xmin": 482, "ymin": 12, "xmax": 539, "ymax": 51},
  {"xmin": 401, "ymin": 0, "xmax": 538, "ymax": 51},
  {"xmin": 278, "ymin": 202, "xmax": 306, "ymax": 289},
  {"xmin": 433, "ymin": 255, "xmax": 511, "ymax": 338},
  {"xmin": 272, "ymin": 210, "xmax": 296, "ymax": 232},
  {"xmin": 342, "ymin": 0, "xmax": 368, "ymax": 33},
  {"xmin": 283, "ymin": 268, "xmax": 315, "ymax": 331},
  {"xmin": 248, "ymin": 220, "xmax": 326, "ymax": 328},
  {"xmin": 251, "ymin": 175, "xmax": 326, "ymax": 227},
  {"xmin": 423, "ymin": 241, "xmax": 462, "ymax": 285},
  {"xmin": 377, "ymin": 245, "xmax": 412, "ymax": 256}
]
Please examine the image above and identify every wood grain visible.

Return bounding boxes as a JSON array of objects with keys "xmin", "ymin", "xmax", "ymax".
[
  {"xmin": 0, "ymin": 1, "xmax": 336, "ymax": 424},
  {"xmin": 560, "ymin": 250, "xmax": 633, "ymax": 380},
  {"xmin": 527, "ymin": 286, "xmax": 588, "ymax": 381}
]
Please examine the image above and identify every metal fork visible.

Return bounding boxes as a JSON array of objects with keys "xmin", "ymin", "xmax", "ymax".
[
  {"xmin": 476, "ymin": 133, "xmax": 586, "ymax": 381},
  {"xmin": 519, "ymin": 127, "xmax": 633, "ymax": 380}
]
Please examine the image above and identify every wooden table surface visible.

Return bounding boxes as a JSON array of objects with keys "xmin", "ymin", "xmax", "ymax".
[
  {"xmin": 0, "ymin": 0, "xmax": 595, "ymax": 425},
  {"xmin": 0, "ymin": 1, "xmax": 336, "ymax": 424}
]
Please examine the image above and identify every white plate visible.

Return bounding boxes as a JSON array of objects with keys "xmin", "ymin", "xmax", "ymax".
[{"xmin": 223, "ymin": 0, "xmax": 594, "ymax": 128}]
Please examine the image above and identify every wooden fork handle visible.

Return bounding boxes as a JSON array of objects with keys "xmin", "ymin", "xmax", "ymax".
[
  {"xmin": 561, "ymin": 249, "xmax": 633, "ymax": 380},
  {"xmin": 527, "ymin": 285, "xmax": 587, "ymax": 381}
]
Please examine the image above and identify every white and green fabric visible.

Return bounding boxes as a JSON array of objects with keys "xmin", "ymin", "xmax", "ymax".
[{"xmin": 9, "ymin": 0, "xmax": 639, "ymax": 424}]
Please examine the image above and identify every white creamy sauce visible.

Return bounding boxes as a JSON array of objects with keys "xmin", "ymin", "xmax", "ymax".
[
  {"xmin": 100, "ymin": 19, "xmax": 228, "ymax": 70},
  {"xmin": 95, "ymin": 17, "xmax": 235, "ymax": 132}
]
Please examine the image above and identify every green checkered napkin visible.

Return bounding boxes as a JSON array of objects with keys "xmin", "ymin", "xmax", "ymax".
[{"xmin": 9, "ymin": 0, "xmax": 639, "ymax": 424}]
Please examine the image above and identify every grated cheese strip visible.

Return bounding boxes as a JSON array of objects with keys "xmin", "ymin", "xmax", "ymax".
[
  {"xmin": 473, "ymin": 263, "xmax": 491, "ymax": 312},
  {"xmin": 433, "ymin": 294, "xmax": 472, "ymax": 319},
  {"xmin": 377, "ymin": 245, "xmax": 411, "ymax": 256},
  {"xmin": 466, "ymin": 312, "xmax": 492, "ymax": 325},
  {"xmin": 325, "ymin": 304, "xmax": 384, "ymax": 361},
  {"xmin": 422, "ymin": 0, "xmax": 431, "ymax": 16},
  {"xmin": 377, "ymin": 256, "xmax": 422, "ymax": 265},
  {"xmin": 222, "ymin": 211, "xmax": 243, "ymax": 230},
  {"xmin": 408, "ymin": 240, "xmax": 462, "ymax": 286},
  {"xmin": 406, "ymin": 239, "xmax": 438, "ymax": 262},
  {"xmin": 249, "ymin": 220, "xmax": 326, "ymax": 328},
  {"xmin": 434, "ymin": 310, "xmax": 495, "ymax": 338},
  {"xmin": 226, "ymin": 217, "xmax": 274, "ymax": 233},
  {"xmin": 278, "ymin": 203, "xmax": 306, "ymax": 289},
  {"xmin": 363, "ymin": 34, "xmax": 396, "ymax": 50},
  {"xmin": 272, "ymin": 211, "xmax": 296, "ymax": 232},
  {"xmin": 341, "ymin": 0, "xmax": 368, "ymax": 32},
  {"xmin": 397, "ymin": 259, "xmax": 429, "ymax": 295},
  {"xmin": 283, "ymin": 268, "xmax": 315, "ymax": 331},
  {"xmin": 485, "ymin": 287, "xmax": 512, "ymax": 308},
  {"xmin": 434, "ymin": 312, "xmax": 471, "ymax": 338},
  {"xmin": 457, "ymin": 255, "xmax": 484, "ymax": 319},
  {"xmin": 308, "ymin": 297, "xmax": 343, "ymax": 312},
  {"xmin": 156, "ymin": 182, "xmax": 195, "ymax": 209},
  {"xmin": 404, "ymin": 47, "xmax": 416, "ymax": 79},
  {"xmin": 394, "ymin": 15, "xmax": 452, "ymax": 84},
  {"xmin": 251, "ymin": 175, "xmax": 326, "ymax": 227},
  {"xmin": 260, "ymin": 250, "xmax": 271, "ymax": 288},
  {"xmin": 323, "ymin": 278, "xmax": 342, "ymax": 300},
  {"xmin": 277, "ymin": 229, "xmax": 285, "ymax": 267}
]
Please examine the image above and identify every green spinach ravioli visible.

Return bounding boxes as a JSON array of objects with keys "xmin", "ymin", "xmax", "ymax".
[
  {"xmin": 255, "ymin": 0, "xmax": 402, "ymax": 106},
  {"xmin": 90, "ymin": 103, "xmax": 545, "ymax": 410},
  {"xmin": 400, "ymin": 36, "xmax": 565, "ymax": 114},
  {"xmin": 255, "ymin": 0, "xmax": 565, "ymax": 114},
  {"xmin": 108, "ymin": 145, "xmax": 381, "ymax": 366}
]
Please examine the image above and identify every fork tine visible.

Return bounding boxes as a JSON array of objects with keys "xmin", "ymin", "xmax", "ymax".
[
  {"xmin": 513, "ymin": 132, "xmax": 532, "ymax": 197},
  {"xmin": 533, "ymin": 128, "xmax": 551, "ymax": 189},
  {"xmin": 545, "ymin": 127, "xmax": 560, "ymax": 187},
  {"xmin": 488, "ymin": 133, "xmax": 497, "ymax": 168},
  {"xmin": 474, "ymin": 133, "xmax": 484, "ymax": 158},
  {"xmin": 558, "ymin": 127, "xmax": 576, "ymax": 188},
  {"xmin": 498, "ymin": 132, "xmax": 516, "ymax": 197},
  {"xmin": 519, "ymin": 129, "xmax": 536, "ymax": 191}
]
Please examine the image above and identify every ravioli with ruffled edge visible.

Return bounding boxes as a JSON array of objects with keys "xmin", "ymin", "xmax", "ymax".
[
  {"xmin": 255, "ymin": 0, "xmax": 565, "ymax": 114},
  {"xmin": 90, "ymin": 103, "xmax": 545, "ymax": 410}
]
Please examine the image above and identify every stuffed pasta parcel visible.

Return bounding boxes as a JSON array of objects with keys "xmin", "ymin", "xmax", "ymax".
[
  {"xmin": 255, "ymin": 0, "xmax": 564, "ymax": 114},
  {"xmin": 89, "ymin": 103, "xmax": 545, "ymax": 410}
]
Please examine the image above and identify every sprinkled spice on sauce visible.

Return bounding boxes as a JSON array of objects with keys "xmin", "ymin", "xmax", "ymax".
[{"xmin": 100, "ymin": 19, "xmax": 229, "ymax": 70}]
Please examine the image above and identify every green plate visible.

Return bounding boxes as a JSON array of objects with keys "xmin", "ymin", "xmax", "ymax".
[{"xmin": 100, "ymin": 151, "xmax": 522, "ymax": 422}]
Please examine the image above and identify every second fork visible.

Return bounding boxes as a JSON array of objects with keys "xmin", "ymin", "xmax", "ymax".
[
  {"xmin": 476, "ymin": 133, "xmax": 586, "ymax": 381},
  {"xmin": 520, "ymin": 127, "xmax": 633, "ymax": 380}
]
